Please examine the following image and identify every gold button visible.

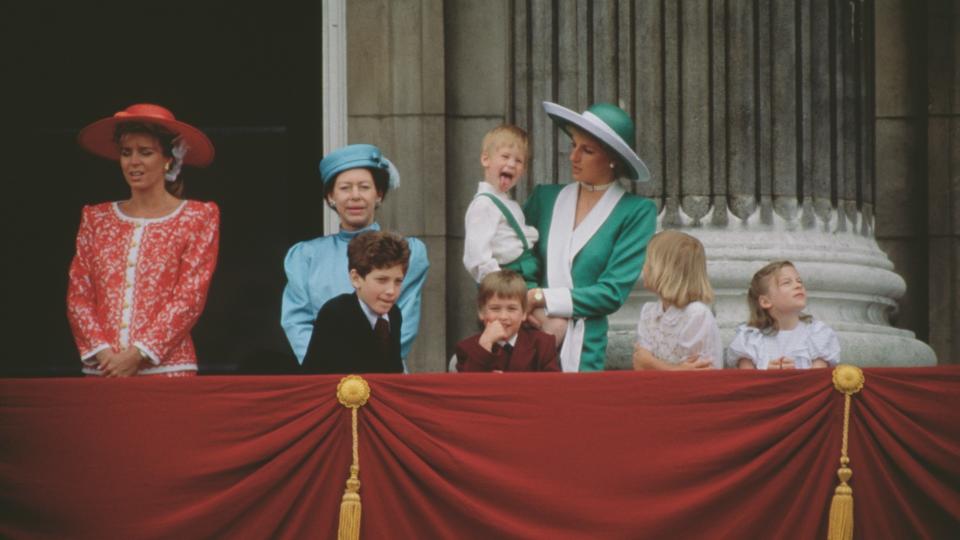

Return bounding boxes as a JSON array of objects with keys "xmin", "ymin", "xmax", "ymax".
[
  {"xmin": 123, "ymin": 302, "xmax": 130, "ymax": 308},
  {"xmin": 120, "ymin": 322, "xmax": 128, "ymax": 329}
]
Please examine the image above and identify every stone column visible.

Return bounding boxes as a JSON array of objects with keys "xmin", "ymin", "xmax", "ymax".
[
  {"xmin": 346, "ymin": 0, "xmax": 448, "ymax": 372},
  {"xmin": 509, "ymin": 0, "xmax": 935, "ymax": 367}
]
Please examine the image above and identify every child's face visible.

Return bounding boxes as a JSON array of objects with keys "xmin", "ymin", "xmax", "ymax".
[
  {"xmin": 350, "ymin": 264, "xmax": 405, "ymax": 315},
  {"xmin": 759, "ymin": 265, "xmax": 807, "ymax": 315},
  {"xmin": 481, "ymin": 144, "xmax": 526, "ymax": 193},
  {"xmin": 479, "ymin": 294, "xmax": 525, "ymax": 339}
]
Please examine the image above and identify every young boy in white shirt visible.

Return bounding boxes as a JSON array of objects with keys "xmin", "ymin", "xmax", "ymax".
[
  {"xmin": 462, "ymin": 124, "xmax": 540, "ymax": 285},
  {"xmin": 462, "ymin": 124, "xmax": 565, "ymax": 343}
]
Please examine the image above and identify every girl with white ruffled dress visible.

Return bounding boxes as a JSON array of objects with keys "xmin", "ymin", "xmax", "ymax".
[
  {"xmin": 632, "ymin": 231, "xmax": 723, "ymax": 371},
  {"xmin": 727, "ymin": 261, "xmax": 840, "ymax": 370}
]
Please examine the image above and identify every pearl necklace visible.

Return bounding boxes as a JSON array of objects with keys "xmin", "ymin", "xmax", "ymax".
[{"xmin": 580, "ymin": 181, "xmax": 616, "ymax": 192}]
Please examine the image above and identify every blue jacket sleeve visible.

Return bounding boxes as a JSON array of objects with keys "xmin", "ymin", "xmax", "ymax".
[
  {"xmin": 281, "ymin": 242, "xmax": 315, "ymax": 363},
  {"xmin": 397, "ymin": 237, "xmax": 430, "ymax": 361}
]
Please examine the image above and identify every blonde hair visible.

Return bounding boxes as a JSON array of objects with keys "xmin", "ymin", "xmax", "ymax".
[
  {"xmin": 477, "ymin": 270, "xmax": 528, "ymax": 311},
  {"xmin": 746, "ymin": 260, "xmax": 812, "ymax": 332},
  {"xmin": 644, "ymin": 230, "xmax": 714, "ymax": 308},
  {"xmin": 481, "ymin": 124, "xmax": 530, "ymax": 160}
]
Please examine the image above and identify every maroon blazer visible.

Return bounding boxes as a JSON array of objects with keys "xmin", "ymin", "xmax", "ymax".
[{"xmin": 455, "ymin": 326, "xmax": 559, "ymax": 372}]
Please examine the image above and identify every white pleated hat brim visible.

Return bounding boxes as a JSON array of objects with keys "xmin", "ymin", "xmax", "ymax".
[{"xmin": 542, "ymin": 101, "xmax": 650, "ymax": 182}]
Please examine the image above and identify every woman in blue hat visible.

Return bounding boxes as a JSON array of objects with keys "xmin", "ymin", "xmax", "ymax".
[
  {"xmin": 281, "ymin": 144, "xmax": 429, "ymax": 368},
  {"xmin": 523, "ymin": 102, "xmax": 657, "ymax": 372}
]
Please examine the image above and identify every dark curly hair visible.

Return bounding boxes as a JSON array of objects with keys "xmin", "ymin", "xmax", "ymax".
[{"xmin": 347, "ymin": 231, "xmax": 410, "ymax": 277}]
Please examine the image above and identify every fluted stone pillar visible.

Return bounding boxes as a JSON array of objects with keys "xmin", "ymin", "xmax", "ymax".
[{"xmin": 510, "ymin": 0, "xmax": 935, "ymax": 367}]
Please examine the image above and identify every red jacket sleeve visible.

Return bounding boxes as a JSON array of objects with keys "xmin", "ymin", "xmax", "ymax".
[{"xmin": 66, "ymin": 206, "xmax": 110, "ymax": 361}]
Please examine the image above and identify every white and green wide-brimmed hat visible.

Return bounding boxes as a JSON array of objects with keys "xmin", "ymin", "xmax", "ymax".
[{"xmin": 542, "ymin": 101, "xmax": 650, "ymax": 182}]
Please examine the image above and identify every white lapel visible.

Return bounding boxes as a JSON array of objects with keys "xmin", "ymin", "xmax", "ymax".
[
  {"xmin": 545, "ymin": 183, "xmax": 579, "ymax": 289},
  {"xmin": 544, "ymin": 182, "xmax": 625, "ymax": 373},
  {"xmin": 570, "ymin": 182, "xmax": 625, "ymax": 258}
]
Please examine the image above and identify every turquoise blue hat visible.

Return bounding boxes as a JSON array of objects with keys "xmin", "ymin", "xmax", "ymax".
[
  {"xmin": 543, "ymin": 101, "xmax": 650, "ymax": 182},
  {"xmin": 319, "ymin": 144, "xmax": 400, "ymax": 189}
]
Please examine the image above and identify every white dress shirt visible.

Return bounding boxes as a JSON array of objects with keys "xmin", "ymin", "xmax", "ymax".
[{"xmin": 462, "ymin": 182, "xmax": 539, "ymax": 283}]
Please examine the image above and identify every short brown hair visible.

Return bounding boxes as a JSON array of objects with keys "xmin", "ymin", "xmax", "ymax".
[
  {"xmin": 482, "ymin": 124, "xmax": 530, "ymax": 160},
  {"xmin": 643, "ymin": 230, "xmax": 714, "ymax": 308},
  {"xmin": 347, "ymin": 231, "xmax": 410, "ymax": 278},
  {"xmin": 477, "ymin": 270, "xmax": 527, "ymax": 311},
  {"xmin": 746, "ymin": 260, "xmax": 812, "ymax": 332}
]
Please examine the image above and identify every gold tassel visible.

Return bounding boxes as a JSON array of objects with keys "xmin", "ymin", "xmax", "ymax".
[
  {"xmin": 828, "ymin": 365, "xmax": 864, "ymax": 540},
  {"xmin": 336, "ymin": 376, "xmax": 370, "ymax": 540},
  {"xmin": 337, "ymin": 458, "xmax": 362, "ymax": 540}
]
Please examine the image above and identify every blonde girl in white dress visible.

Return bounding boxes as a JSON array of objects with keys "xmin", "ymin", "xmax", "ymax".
[
  {"xmin": 727, "ymin": 260, "xmax": 840, "ymax": 370},
  {"xmin": 632, "ymin": 230, "xmax": 723, "ymax": 370}
]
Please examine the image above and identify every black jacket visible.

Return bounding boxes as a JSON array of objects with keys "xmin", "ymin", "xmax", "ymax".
[{"xmin": 301, "ymin": 293, "xmax": 403, "ymax": 374}]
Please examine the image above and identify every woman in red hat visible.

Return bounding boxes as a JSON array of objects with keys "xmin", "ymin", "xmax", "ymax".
[{"xmin": 66, "ymin": 104, "xmax": 219, "ymax": 377}]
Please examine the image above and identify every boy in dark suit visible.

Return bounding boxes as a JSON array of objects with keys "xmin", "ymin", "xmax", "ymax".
[
  {"xmin": 302, "ymin": 231, "xmax": 409, "ymax": 374},
  {"xmin": 455, "ymin": 270, "xmax": 559, "ymax": 372}
]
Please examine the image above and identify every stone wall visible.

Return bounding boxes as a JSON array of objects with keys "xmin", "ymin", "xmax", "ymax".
[
  {"xmin": 346, "ymin": 0, "xmax": 447, "ymax": 371},
  {"xmin": 874, "ymin": 0, "xmax": 959, "ymax": 365},
  {"xmin": 347, "ymin": 0, "xmax": 957, "ymax": 368}
]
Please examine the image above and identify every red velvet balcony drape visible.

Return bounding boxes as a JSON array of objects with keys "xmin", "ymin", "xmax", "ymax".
[{"xmin": 1, "ymin": 368, "xmax": 958, "ymax": 539}]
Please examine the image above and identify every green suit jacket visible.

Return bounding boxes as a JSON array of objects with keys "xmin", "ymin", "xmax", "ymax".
[{"xmin": 523, "ymin": 184, "xmax": 656, "ymax": 371}]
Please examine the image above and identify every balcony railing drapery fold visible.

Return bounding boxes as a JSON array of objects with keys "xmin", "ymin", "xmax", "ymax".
[{"xmin": 1, "ymin": 368, "xmax": 957, "ymax": 538}]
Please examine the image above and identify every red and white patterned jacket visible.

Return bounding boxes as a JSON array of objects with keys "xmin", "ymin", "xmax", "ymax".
[{"xmin": 67, "ymin": 200, "xmax": 219, "ymax": 376}]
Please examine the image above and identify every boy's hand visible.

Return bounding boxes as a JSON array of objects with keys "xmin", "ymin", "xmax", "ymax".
[{"xmin": 478, "ymin": 320, "xmax": 510, "ymax": 352}]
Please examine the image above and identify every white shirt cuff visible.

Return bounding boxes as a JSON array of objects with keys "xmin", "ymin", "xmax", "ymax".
[
  {"xmin": 542, "ymin": 288, "xmax": 573, "ymax": 318},
  {"xmin": 133, "ymin": 341, "xmax": 162, "ymax": 365}
]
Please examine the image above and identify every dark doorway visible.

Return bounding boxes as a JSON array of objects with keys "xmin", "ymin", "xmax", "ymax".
[{"xmin": 2, "ymin": 1, "xmax": 324, "ymax": 375}]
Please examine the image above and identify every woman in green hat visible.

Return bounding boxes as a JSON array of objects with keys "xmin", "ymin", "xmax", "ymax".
[{"xmin": 523, "ymin": 101, "xmax": 657, "ymax": 372}]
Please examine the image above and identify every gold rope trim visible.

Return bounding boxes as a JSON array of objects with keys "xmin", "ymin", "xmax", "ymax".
[
  {"xmin": 828, "ymin": 365, "xmax": 864, "ymax": 540},
  {"xmin": 336, "ymin": 375, "xmax": 370, "ymax": 540}
]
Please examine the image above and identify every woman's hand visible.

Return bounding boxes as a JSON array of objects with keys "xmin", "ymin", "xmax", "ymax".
[
  {"xmin": 525, "ymin": 312, "xmax": 543, "ymax": 329},
  {"xmin": 526, "ymin": 288, "xmax": 545, "ymax": 311},
  {"xmin": 95, "ymin": 349, "xmax": 116, "ymax": 371},
  {"xmin": 100, "ymin": 347, "xmax": 143, "ymax": 377},
  {"xmin": 811, "ymin": 358, "xmax": 829, "ymax": 369}
]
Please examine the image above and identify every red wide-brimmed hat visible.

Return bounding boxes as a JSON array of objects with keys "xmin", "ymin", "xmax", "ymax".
[{"xmin": 77, "ymin": 103, "xmax": 215, "ymax": 167}]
